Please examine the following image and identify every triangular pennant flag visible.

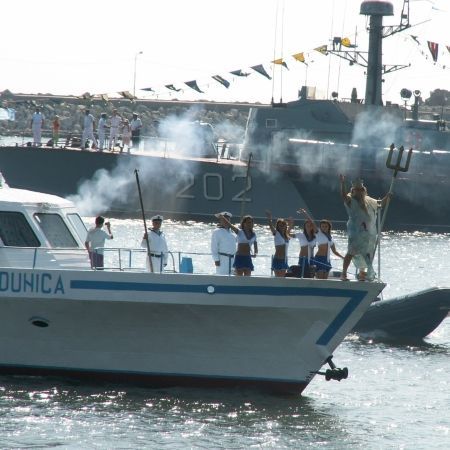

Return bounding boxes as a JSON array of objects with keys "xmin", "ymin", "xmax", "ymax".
[
  {"xmin": 340, "ymin": 37, "xmax": 353, "ymax": 48},
  {"xmin": 142, "ymin": 87, "xmax": 155, "ymax": 92},
  {"xmin": 230, "ymin": 69, "xmax": 250, "ymax": 77},
  {"xmin": 185, "ymin": 80, "xmax": 204, "ymax": 93},
  {"xmin": 272, "ymin": 58, "xmax": 289, "ymax": 70},
  {"xmin": 292, "ymin": 52, "xmax": 306, "ymax": 64},
  {"xmin": 314, "ymin": 45, "xmax": 328, "ymax": 55},
  {"xmin": 212, "ymin": 75, "xmax": 230, "ymax": 88},
  {"xmin": 165, "ymin": 84, "xmax": 182, "ymax": 92},
  {"xmin": 427, "ymin": 41, "xmax": 439, "ymax": 62},
  {"xmin": 250, "ymin": 64, "xmax": 272, "ymax": 80}
]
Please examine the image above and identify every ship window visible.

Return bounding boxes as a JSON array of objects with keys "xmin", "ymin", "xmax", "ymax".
[
  {"xmin": 67, "ymin": 213, "xmax": 88, "ymax": 242},
  {"xmin": 0, "ymin": 212, "xmax": 40, "ymax": 247},
  {"xmin": 34, "ymin": 213, "xmax": 78, "ymax": 248},
  {"xmin": 266, "ymin": 118, "xmax": 278, "ymax": 128}
]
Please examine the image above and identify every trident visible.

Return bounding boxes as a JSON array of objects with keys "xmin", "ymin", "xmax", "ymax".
[
  {"xmin": 373, "ymin": 144, "xmax": 413, "ymax": 274},
  {"xmin": 380, "ymin": 143, "xmax": 413, "ymax": 231}
]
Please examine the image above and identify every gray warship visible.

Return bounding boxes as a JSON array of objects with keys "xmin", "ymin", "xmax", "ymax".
[{"xmin": 1, "ymin": 0, "xmax": 450, "ymax": 230}]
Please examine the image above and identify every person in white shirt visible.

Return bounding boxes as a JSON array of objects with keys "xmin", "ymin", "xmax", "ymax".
[
  {"xmin": 120, "ymin": 119, "xmax": 132, "ymax": 152},
  {"xmin": 109, "ymin": 109, "xmax": 122, "ymax": 150},
  {"xmin": 30, "ymin": 107, "xmax": 44, "ymax": 146},
  {"xmin": 291, "ymin": 209, "xmax": 317, "ymax": 278},
  {"xmin": 81, "ymin": 109, "xmax": 97, "ymax": 149},
  {"xmin": 222, "ymin": 214, "xmax": 258, "ymax": 276},
  {"xmin": 211, "ymin": 211, "xmax": 236, "ymax": 275},
  {"xmin": 97, "ymin": 113, "xmax": 109, "ymax": 150},
  {"xmin": 130, "ymin": 113, "xmax": 142, "ymax": 149},
  {"xmin": 141, "ymin": 215, "xmax": 169, "ymax": 272},
  {"xmin": 298, "ymin": 209, "xmax": 344, "ymax": 279},
  {"xmin": 266, "ymin": 210, "xmax": 292, "ymax": 277},
  {"xmin": 85, "ymin": 216, "xmax": 113, "ymax": 269}
]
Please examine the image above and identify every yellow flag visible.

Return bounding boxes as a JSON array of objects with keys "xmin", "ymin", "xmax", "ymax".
[
  {"xmin": 292, "ymin": 52, "xmax": 306, "ymax": 63},
  {"xmin": 341, "ymin": 37, "xmax": 352, "ymax": 48},
  {"xmin": 314, "ymin": 45, "xmax": 328, "ymax": 55},
  {"xmin": 272, "ymin": 58, "xmax": 289, "ymax": 69}
]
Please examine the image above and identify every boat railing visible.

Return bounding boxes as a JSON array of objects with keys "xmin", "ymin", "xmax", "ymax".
[
  {"xmin": 0, "ymin": 245, "xmax": 346, "ymax": 278},
  {"xmin": 99, "ymin": 248, "xmax": 345, "ymax": 279},
  {"xmin": 1, "ymin": 131, "xmax": 243, "ymax": 161}
]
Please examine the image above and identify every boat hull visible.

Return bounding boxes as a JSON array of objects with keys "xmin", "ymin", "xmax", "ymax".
[
  {"xmin": 353, "ymin": 287, "xmax": 450, "ymax": 340},
  {"xmin": 0, "ymin": 268, "xmax": 384, "ymax": 393}
]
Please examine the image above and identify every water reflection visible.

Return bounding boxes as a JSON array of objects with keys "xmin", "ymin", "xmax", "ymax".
[{"xmin": 0, "ymin": 376, "xmax": 354, "ymax": 448}]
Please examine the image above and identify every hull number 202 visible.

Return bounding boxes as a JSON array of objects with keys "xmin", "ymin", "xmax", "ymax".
[{"xmin": 176, "ymin": 172, "xmax": 252, "ymax": 202}]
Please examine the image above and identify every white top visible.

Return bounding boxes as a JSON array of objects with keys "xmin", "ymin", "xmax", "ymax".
[
  {"xmin": 236, "ymin": 229, "xmax": 257, "ymax": 245},
  {"xmin": 110, "ymin": 115, "xmax": 121, "ymax": 128},
  {"xmin": 294, "ymin": 232, "xmax": 316, "ymax": 261},
  {"xmin": 83, "ymin": 114, "xmax": 95, "ymax": 131},
  {"xmin": 85, "ymin": 228, "xmax": 112, "ymax": 255},
  {"xmin": 211, "ymin": 227, "xmax": 236, "ymax": 261},
  {"xmin": 316, "ymin": 230, "xmax": 334, "ymax": 261},
  {"xmin": 31, "ymin": 112, "xmax": 44, "ymax": 127},
  {"xmin": 130, "ymin": 118, "xmax": 142, "ymax": 131},
  {"xmin": 98, "ymin": 117, "xmax": 107, "ymax": 133},
  {"xmin": 274, "ymin": 230, "xmax": 288, "ymax": 247},
  {"xmin": 141, "ymin": 229, "xmax": 168, "ymax": 264}
]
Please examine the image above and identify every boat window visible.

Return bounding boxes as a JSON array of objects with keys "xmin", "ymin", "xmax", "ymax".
[
  {"xmin": 67, "ymin": 213, "xmax": 88, "ymax": 242},
  {"xmin": 266, "ymin": 118, "xmax": 278, "ymax": 128},
  {"xmin": 34, "ymin": 213, "xmax": 78, "ymax": 248},
  {"xmin": 0, "ymin": 212, "xmax": 40, "ymax": 247}
]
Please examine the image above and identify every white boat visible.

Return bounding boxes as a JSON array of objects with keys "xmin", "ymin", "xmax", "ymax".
[{"xmin": 0, "ymin": 181, "xmax": 385, "ymax": 394}]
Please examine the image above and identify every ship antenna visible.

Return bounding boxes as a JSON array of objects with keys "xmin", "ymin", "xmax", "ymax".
[
  {"xmin": 279, "ymin": 0, "xmax": 285, "ymax": 104},
  {"xmin": 271, "ymin": 0, "xmax": 280, "ymax": 105},
  {"xmin": 326, "ymin": 0, "xmax": 336, "ymax": 99}
]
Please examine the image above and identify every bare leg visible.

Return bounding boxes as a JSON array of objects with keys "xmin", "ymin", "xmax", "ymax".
[
  {"xmin": 274, "ymin": 270, "xmax": 286, "ymax": 277},
  {"xmin": 341, "ymin": 253, "xmax": 353, "ymax": 279}
]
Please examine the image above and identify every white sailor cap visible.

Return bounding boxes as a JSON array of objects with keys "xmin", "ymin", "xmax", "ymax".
[
  {"xmin": 151, "ymin": 214, "xmax": 163, "ymax": 221},
  {"xmin": 215, "ymin": 211, "xmax": 232, "ymax": 218}
]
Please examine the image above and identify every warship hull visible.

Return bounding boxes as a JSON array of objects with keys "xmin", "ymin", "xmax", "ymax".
[{"xmin": 1, "ymin": 144, "xmax": 450, "ymax": 231}]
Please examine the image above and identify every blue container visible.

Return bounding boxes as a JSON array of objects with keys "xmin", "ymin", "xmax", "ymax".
[{"xmin": 179, "ymin": 257, "xmax": 193, "ymax": 273}]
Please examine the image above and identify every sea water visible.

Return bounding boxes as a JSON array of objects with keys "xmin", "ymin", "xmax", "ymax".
[{"xmin": 0, "ymin": 219, "xmax": 448, "ymax": 449}]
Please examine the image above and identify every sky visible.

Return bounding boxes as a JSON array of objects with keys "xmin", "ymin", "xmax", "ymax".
[{"xmin": 1, "ymin": 0, "xmax": 449, "ymax": 105}]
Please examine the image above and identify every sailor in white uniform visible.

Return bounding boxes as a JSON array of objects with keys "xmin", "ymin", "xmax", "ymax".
[
  {"xmin": 211, "ymin": 211, "xmax": 236, "ymax": 275},
  {"xmin": 141, "ymin": 215, "xmax": 168, "ymax": 272},
  {"xmin": 97, "ymin": 113, "xmax": 108, "ymax": 150},
  {"xmin": 81, "ymin": 109, "xmax": 97, "ymax": 149},
  {"xmin": 30, "ymin": 107, "xmax": 44, "ymax": 146}
]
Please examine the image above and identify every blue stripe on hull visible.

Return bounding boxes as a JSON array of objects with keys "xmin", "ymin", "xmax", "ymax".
[{"xmin": 71, "ymin": 279, "xmax": 359, "ymax": 297}]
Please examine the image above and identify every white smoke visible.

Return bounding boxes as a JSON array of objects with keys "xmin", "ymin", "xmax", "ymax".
[{"xmin": 69, "ymin": 107, "xmax": 246, "ymax": 216}]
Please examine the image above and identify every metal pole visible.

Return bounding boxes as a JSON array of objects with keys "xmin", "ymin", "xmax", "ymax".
[
  {"xmin": 133, "ymin": 51, "xmax": 143, "ymax": 97},
  {"xmin": 134, "ymin": 169, "xmax": 153, "ymax": 272},
  {"xmin": 240, "ymin": 152, "xmax": 253, "ymax": 219},
  {"xmin": 377, "ymin": 200, "xmax": 381, "ymax": 280}
]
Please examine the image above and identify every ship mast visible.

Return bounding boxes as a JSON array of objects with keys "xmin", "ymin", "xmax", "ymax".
[
  {"xmin": 361, "ymin": 1, "xmax": 394, "ymax": 105},
  {"xmin": 327, "ymin": 0, "xmax": 411, "ymax": 105}
]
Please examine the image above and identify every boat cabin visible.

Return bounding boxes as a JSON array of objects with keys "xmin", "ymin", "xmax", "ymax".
[{"xmin": 0, "ymin": 182, "xmax": 91, "ymax": 269}]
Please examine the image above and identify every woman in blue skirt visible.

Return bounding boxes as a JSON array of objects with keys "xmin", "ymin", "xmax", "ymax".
[
  {"xmin": 223, "ymin": 215, "xmax": 258, "ymax": 276},
  {"xmin": 266, "ymin": 210, "xmax": 291, "ymax": 277}
]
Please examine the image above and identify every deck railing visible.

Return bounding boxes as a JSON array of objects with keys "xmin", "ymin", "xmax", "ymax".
[{"xmin": 0, "ymin": 245, "xmax": 345, "ymax": 278}]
